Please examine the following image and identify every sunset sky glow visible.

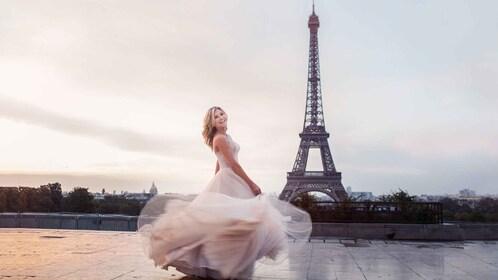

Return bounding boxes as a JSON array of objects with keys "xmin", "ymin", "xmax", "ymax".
[{"xmin": 1, "ymin": 0, "xmax": 497, "ymax": 196}]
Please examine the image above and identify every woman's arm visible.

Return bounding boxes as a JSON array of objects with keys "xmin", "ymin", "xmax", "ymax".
[
  {"xmin": 215, "ymin": 161, "xmax": 220, "ymax": 174},
  {"xmin": 213, "ymin": 135, "xmax": 261, "ymax": 195}
]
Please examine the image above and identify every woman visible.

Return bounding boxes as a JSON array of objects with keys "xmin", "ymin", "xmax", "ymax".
[{"xmin": 138, "ymin": 106, "xmax": 311, "ymax": 279}]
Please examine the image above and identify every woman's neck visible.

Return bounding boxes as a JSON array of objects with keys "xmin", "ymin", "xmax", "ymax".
[{"xmin": 217, "ymin": 128, "xmax": 227, "ymax": 135}]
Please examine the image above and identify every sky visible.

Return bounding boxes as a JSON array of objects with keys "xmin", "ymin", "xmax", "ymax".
[{"xmin": 1, "ymin": 0, "xmax": 497, "ymax": 196}]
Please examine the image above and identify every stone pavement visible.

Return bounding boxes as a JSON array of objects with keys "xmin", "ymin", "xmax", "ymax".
[{"xmin": 0, "ymin": 229, "xmax": 497, "ymax": 280}]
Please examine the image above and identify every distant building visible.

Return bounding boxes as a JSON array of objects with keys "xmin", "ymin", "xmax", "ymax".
[
  {"xmin": 418, "ymin": 194, "xmax": 445, "ymax": 202},
  {"xmin": 351, "ymin": 192, "xmax": 375, "ymax": 201},
  {"xmin": 149, "ymin": 182, "xmax": 158, "ymax": 197},
  {"xmin": 346, "ymin": 186, "xmax": 352, "ymax": 194},
  {"xmin": 346, "ymin": 186, "xmax": 374, "ymax": 201},
  {"xmin": 459, "ymin": 188, "xmax": 477, "ymax": 198},
  {"xmin": 124, "ymin": 192, "xmax": 149, "ymax": 201}
]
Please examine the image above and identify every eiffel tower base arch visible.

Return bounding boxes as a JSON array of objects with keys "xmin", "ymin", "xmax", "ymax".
[{"xmin": 279, "ymin": 174, "xmax": 347, "ymax": 202}]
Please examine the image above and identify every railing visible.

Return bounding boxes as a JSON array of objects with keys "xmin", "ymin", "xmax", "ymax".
[
  {"xmin": 0, "ymin": 212, "xmax": 138, "ymax": 231},
  {"xmin": 0, "ymin": 202, "xmax": 444, "ymax": 231},
  {"xmin": 294, "ymin": 201, "xmax": 443, "ymax": 224},
  {"xmin": 288, "ymin": 171, "xmax": 341, "ymax": 177}
]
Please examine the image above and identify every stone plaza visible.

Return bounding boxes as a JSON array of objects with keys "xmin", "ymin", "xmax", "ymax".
[{"xmin": 1, "ymin": 228, "xmax": 497, "ymax": 279}]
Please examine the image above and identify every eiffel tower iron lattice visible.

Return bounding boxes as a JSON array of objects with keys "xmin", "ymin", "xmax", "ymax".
[{"xmin": 279, "ymin": 4, "xmax": 347, "ymax": 202}]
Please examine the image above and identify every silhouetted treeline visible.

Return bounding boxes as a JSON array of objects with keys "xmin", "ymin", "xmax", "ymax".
[
  {"xmin": 291, "ymin": 189, "xmax": 498, "ymax": 223},
  {"xmin": 97, "ymin": 196, "xmax": 142, "ymax": 216},
  {"xmin": 0, "ymin": 183, "xmax": 63, "ymax": 212},
  {"xmin": 0, "ymin": 183, "xmax": 142, "ymax": 216},
  {"xmin": 292, "ymin": 189, "xmax": 442, "ymax": 224},
  {"xmin": 440, "ymin": 197, "xmax": 498, "ymax": 222}
]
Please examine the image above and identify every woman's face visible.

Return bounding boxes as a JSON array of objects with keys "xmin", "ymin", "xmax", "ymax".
[{"xmin": 213, "ymin": 108, "xmax": 227, "ymax": 131}]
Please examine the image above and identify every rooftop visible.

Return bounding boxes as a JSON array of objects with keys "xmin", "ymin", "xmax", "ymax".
[{"xmin": 1, "ymin": 228, "xmax": 496, "ymax": 279}]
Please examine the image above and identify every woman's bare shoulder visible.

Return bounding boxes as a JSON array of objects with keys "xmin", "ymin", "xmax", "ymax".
[
  {"xmin": 213, "ymin": 133, "xmax": 228, "ymax": 143},
  {"xmin": 213, "ymin": 133, "xmax": 228, "ymax": 149}
]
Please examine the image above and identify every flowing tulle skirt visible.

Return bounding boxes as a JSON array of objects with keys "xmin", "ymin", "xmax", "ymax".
[{"xmin": 138, "ymin": 168, "xmax": 312, "ymax": 279}]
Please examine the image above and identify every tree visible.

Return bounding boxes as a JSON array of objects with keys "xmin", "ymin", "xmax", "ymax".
[
  {"xmin": 30, "ymin": 185, "xmax": 56, "ymax": 212},
  {"xmin": 440, "ymin": 197, "xmax": 459, "ymax": 221},
  {"xmin": 97, "ymin": 196, "xmax": 122, "ymax": 214},
  {"xmin": 44, "ymin": 183, "xmax": 63, "ymax": 212},
  {"xmin": 378, "ymin": 189, "xmax": 441, "ymax": 223},
  {"xmin": 385, "ymin": 188, "xmax": 417, "ymax": 203},
  {"xmin": 97, "ymin": 196, "xmax": 142, "ymax": 216},
  {"xmin": 17, "ymin": 187, "xmax": 31, "ymax": 212},
  {"xmin": 64, "ymin": 187, "xmax": 95, "ymax": 213},
  {"xmin": 335, "ymin": 194, "xmax": 362, "ymax": 222},
  {"xmin": 7, "ymin": 188, "xmax": 18, "ymax": 212},
  {"xmin": 291, "ymin": 192, "xmax": 319, "ymax": 210},
  {"xmin": 476, "ymin": 197, "xmax": 498, "ymax": 221},
  {"xmin": 0, "ymin": 188, "xmax": 8, "ymax": 212},
  {"xmin": 118, "ymin": 200, "xmax": 141, "ymax": 216},
  {"xmin": 438, "ymin": 197, "xmax": 498, "ymax": 222},
  {"xmin": 0, "ymin": 186, "xmax": 61, "ymax": 213}
]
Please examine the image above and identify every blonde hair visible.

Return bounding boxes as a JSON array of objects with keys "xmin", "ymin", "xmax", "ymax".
[{"xmin": 202, "ymin": 106, "xmax": 228, "ymax": 149}]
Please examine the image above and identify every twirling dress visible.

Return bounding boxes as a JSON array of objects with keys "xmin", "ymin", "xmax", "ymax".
[{"xmin": 138, "ymin": 135, "xmax": 312, "ymax": 279}]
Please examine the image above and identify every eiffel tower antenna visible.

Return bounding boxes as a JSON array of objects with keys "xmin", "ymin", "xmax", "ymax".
[{"xmin": 279, "ymin": 2, "xmax": 347, "ymax": 202}]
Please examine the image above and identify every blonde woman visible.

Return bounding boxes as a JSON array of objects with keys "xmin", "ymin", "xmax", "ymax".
[{"xmin": 138, "ymin": 106, "xmax": 311, "ymax": 279}]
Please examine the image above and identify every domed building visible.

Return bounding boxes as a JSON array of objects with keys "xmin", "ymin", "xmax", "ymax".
[{"xmin": 149, "ymin": 182, "xmax": 158, "ymax": 197}]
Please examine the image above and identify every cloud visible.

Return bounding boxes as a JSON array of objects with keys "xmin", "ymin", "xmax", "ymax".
[{"xmin": 0, "ymin": 96, "xmax": 182, "ymax": 156}]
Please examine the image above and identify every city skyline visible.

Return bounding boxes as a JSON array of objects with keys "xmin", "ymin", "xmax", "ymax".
[{"xmin": 1, "ymin": 1, "xmax": 497, "ymax": 196}]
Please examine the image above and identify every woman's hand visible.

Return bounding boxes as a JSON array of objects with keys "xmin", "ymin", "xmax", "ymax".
[{"xmin": 250, "ymin": 183, "xmax": 262, "ymax": 196}]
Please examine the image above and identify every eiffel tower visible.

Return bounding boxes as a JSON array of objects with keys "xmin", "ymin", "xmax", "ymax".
[{"xmin": 279, "ymin": 3, "xmax": 347, "ymax": 202}]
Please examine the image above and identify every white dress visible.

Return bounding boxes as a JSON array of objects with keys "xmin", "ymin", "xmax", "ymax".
[{"xmin": 138, "ymin": 135, "xmax": 312, "ymax": 279}]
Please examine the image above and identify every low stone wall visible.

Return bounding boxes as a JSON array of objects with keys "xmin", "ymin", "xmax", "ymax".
[
  {"xmin": 2, "ymin": 213, "xmax": 496, "ymax": 240},
  {"xmin": 459, "ymin": 223, "xmax": 498, "ymax": 240},
  {"xmin": 311, "ymin": 223, "xmax": 498, "ymax": 241},
  {"xmin": 0, "ymin": 213, "xmax": 138, "ymax": 231}
]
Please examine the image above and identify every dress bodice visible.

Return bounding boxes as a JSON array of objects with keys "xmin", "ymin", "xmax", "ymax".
[{"xmin": 215, "ymin": 135, "xmax": 240, "ymax": 169}]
